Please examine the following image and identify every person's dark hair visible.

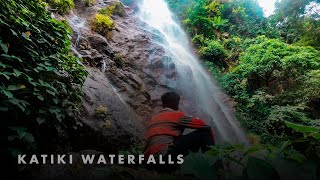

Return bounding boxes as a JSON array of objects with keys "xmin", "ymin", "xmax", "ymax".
[{"xmin": 161, "ymin": 92, "xmax": 180, "ymax": 111}]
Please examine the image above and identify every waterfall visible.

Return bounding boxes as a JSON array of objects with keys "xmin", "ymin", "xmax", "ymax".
[{"xmin": 138, "ymin": 0, "xmax": 249, "ymax": 145}]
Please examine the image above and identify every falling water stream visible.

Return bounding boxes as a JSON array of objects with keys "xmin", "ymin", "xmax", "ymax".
[
  {"xmin": 138, "ymin": 0, "xmax": 249, "ymax": 145},
  {"xmin": 64, "ymin": 0, "xmax": 248, "ymax": 145}
]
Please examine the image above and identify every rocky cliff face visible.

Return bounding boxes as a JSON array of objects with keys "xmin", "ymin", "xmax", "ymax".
[{"xmin": 64, "ymin": 0, "xmax": 177, "ymax": 152}]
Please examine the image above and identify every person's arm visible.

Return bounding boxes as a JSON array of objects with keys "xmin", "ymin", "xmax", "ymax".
[{"xmin": 178, "ymin": 116, "xmax": 215, "ymax": 144}]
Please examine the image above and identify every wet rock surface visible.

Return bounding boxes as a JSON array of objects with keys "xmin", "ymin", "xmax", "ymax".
[
  {"xmin": 77, "ymin": 67, "xmax": 144, "ymax": 152},
  {"xmin": 64, "ymin": 0, "xmax": 179, "ymax": 152}
]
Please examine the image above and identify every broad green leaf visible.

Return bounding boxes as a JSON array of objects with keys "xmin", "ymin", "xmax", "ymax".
[
  {"xmin": 37, "ymin": 95, "xmax": 44, "ymax": 101},
  {"xmin": 271, "ymin": 156, "xmax": 318, "ymax": 180},
  {"xmin": 10, "ymin": 29, "xmax": 18, "ymax": 36},
  {"xmin": 245, "ymin": 156, "xmax": 279, "ymax": 180},
  {"xmin": 2, "ymin": 90, "xmax": 13, "ymax": 98},
  {"xmin": 286, "ymin": 152, "xmax": 305, "ymax": 163},
  {"xmin": 0, "ymin": 42, "xmax": 8, "ymax": 54},
  {"xmin": 284, "ymin": 121, "xmax": 320, "ymax": 139},
  {"xmin": 1, "ymin": 73, "xmax": 10, "ymax": 80},
  {"xmin": 243, "ymin": 146, "xmax": 261, "ymax": 157},
  {"xmin": 0, "ymin": 106, "xmax": 9, "ymax": 111},
  {"xmin": 8, "ymin": 85, "xmax": 18, "ymax": 91},
  {"xmin": 13, "ymin": 69, "xmax": 22, "ymax": 77},
  {"xmin": 46, "ymin": 89, "xmax": 55, "ymax": 95},
  {"xmin": 285, "ymin": 121, "xmax": 319, "ymax": 133},
  {"xmin": 53, "ymin": 98, "xmax": 58, "ymax": 104},
  {"xmin": 36, "ymin": 117, "xmax": 45, "ymax": 125},
  {"xmin": 0, "ymin": 62, "xmax": 7, "ymax": 68},
  {"xmin": 9, "ymin": 98, "xmax": 26, "ymax": 112},
  {"xmin": 181, "ymin": 152, "xmax": 218, "ymax": 179},
  {"xmin": 23, "ymin": 132, "xmax": 35, "ymax": 143},
  {"xmin": 17, "ymin": 128, "xmax": 26, "ymax": 139},
  {"xmin": 39, "ymin": 109, "xmax": 46, "ymax": 114}
]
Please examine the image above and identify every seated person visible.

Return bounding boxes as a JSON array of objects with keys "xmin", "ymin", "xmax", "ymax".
[{"xmin": 144, "ymin": 92, "xmax": 214, "ymax": 171}]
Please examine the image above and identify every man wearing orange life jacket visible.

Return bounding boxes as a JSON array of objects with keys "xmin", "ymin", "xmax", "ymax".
[{"xmin": 144, "ymin": 92, "xmax": 215, "ymax": 165}]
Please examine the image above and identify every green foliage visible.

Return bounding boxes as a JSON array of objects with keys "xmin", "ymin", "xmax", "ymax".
[
  {"xmin": 114, "ymin": 54, "xmax": 126, "ymax": 68},
  {"xmin": 218, "ymin": 37, "xmax": 320, "ymax": 151},
  {"xmin": 182, "ymin": 142, "xmax": 319, "ymax": 180},
  {"xmin": 98, "ymin": 7, "xmax": 113, "ymax": 16},
  {"xmin": 221, "ymin": 0, "xmax": 277, "ymax": 38},
  {"xmin": 82, "ymin": 0, "xmax": 96, "ymax": 7},
  {"xmin": 284, "ymin": 121, "xmax": 320, "ymax": 138},
  {"xmin": 167, "ymin": 0, "xmax": 320, "ymax": 171},
  {"xmin": 271, "ymin": 0, "xmax": 320, "ymax": 49},
  {"xmin": 168, "ymin": 0, "xmax": 279, "ymax": 67},
  {"xmin": 225, "ymin": 38, "xmax": 319, "ymax": 96},
  {"xmin": 181, "ymin": 152, "xmax": 217, "ymax": 179},
  {"xmin": 267, "ymin": 105, "xmax": 311, "ymax": 125},
  {"xmin": 268, "ymin": 119, "xmax": 320, "ymax": 163},
  {"xmin": 91, "ymin": 13, "xmax": 115, "ymax": 38},
  {"xmin": 294, "ymin": 19, "xmax": 320, "ymax": 49},
  {"xmin": 171, "ymin": 0, "xmax": 277, "ymax": 39},
  {"xmin": 47, "ymin": 0, "xmax": 75, "ymax": 14},
  {"xmin": 221, "ymin": 36, "xmax": 243, "ymax": 63},
  {"xmin": 245, "ymin": 156, "xmax": 280, "ymax": 180},
  {"xmin": 95, "ymin": 105, "xmax": 108, "ymax": 115},
  {"xmin": 166, "ymin": 0, "xmax": 195, "ymax": 20},
  {"xmin": 98, "ymin": 2, "xmax": 126, "ymax": 17},
  {"xmin": 199, "ymin": 39, "xmax": 228, "ymax": 66},
  {"xmin": 192, "ymin": 34, "xmax": 205, "ymax": 48},
  {"xmin": 182, "ymin": 0, "xmax": 223, "ymax": 38},
  {"xmin": 303, "ymin": 70, "xmax": 320, "ymax": 101},
  {"xmin": 1, "ymin": 0, "xmax": 87, "ymax": 155},
  {"xmin": 112, "ymin": 2, "xmax": 126, "ymax": 17}
]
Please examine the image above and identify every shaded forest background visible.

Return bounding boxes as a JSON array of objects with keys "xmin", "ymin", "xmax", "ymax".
[
  {"xmin": 164, "ymin": 0, "xmax": 320, "ymax": 178},
  {"xmin": 166, "ymin": 0, "xmax": 320, "ymax": 152}
]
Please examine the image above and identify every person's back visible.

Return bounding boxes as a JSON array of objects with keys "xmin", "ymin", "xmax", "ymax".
[{"xmin": 144, "ymin": 92, "xmax": 215, "ymax": 171}]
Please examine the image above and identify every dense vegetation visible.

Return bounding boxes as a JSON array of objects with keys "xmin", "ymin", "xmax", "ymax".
[
  {"xmin": 91, "ymin": 1, "xmax": 125, "ymax": 38},
  {"xmin": 0, "ymin": 0, "xmax": 87, "ymax": 159},
  {"xmin": 166, "ymin": 0, "xmax": 320, "ymax": 178},
  {"xmin": 271, "ymin": 0, "xmax": 320, "ymax": 48},
  {"xmin": 46, "ymin": 0, "xmax": 75, "ymax": 14}
]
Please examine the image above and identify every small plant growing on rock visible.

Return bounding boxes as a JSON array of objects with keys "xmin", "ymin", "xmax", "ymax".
[
  {"xmin": 47, "ymin": 0, "xmax": 75, "ymax": 14},
  {"xmin": 98, "ymin": 6, "xmax": 114, "ymax": 16},
  {"xmin": 82, "ymin": 0, "xmax": 96, "ymax": 7},
  {"xmin": 112, "ymin": 2, "xmax": 126, "ymax": 17},
  {"xmin": 95, "ymin": 105, "xmax": 108, "ymax": 116},
  {"xmin": 114, "ymin": 54, "xmax": 125, "ymax": 68},
  {"xmin": 103, "ymin": 120, "xmax": 112, "ymax": 129},
  {"xmin": 91, "ymin": 14, "xmax": 115, "ymax": 38},
  {"xmin": 98, "ymin": 2, "xmax": 125, "ymax": 17}
]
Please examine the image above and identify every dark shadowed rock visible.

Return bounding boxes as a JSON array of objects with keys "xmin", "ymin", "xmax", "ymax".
[
  {"xmin": 86, "ymin": 34, "xmax": 115, "ymax": 58},
  {"xmin": 78, "ymin": 67, "xmax": 144, "ymax": 152}
]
